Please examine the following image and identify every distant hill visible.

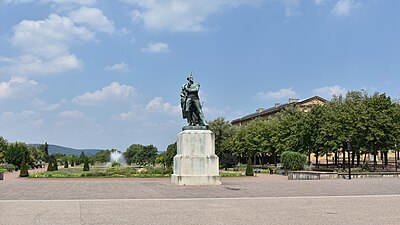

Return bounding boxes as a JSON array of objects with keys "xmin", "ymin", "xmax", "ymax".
[{"xmin": 32, "ymin": 144, "xmax": 102, "ymax": 156}]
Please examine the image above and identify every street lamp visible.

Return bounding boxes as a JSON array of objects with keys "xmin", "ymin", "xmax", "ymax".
[
  {"xmin": 347, "ymin": 140, "xmax": 352, "ymax": 180},
  {"xmin": 395, "ymin": 144, "xmax": 398, "ymax": 172}
]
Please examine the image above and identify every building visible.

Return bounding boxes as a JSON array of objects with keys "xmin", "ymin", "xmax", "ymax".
[{"xmin": 231, "ymin": 96, "xmax": 327, "ymax": 126}]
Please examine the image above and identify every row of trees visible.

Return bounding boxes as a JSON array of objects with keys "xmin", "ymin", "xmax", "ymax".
[{"xmin": 209, "ymin": 91, "xmax": 400, "ymax": 169}]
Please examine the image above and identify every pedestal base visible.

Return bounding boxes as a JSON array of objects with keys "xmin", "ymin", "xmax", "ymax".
[
  {"xmin": 171, "ymin": 130, "xmax": 221, "ymax": 186},
  {"xmin": 171, "ymin": 175, "xmax": 221, "ymax": 186}
]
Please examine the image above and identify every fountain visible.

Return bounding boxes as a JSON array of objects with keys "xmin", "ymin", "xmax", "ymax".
[
  {"xmin": 109, "ymin": 150, "xmax": 126, "ymax": 164},
  {"xmin": 107, "ymin": 150, "xmax": 126, "ymax": 167}
]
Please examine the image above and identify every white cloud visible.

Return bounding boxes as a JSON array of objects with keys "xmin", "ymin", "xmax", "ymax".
[
  {"xmin": 332, "ymin": 0, "xmax": 357, "ymax": 16},
  {"xmin": 2, "ymin": 0, "xmax": 35, "ymax": 3},
  {"xmin": 0, "ymin": 76, "xmax": 40, "ymax": 99},
  {"xmin": 125, "ymin": 0, "xmax": 260, "ymax": 32},
  {"xmin": 2, "ymin": 110, "xmax": 37, "ymax": 118},
  {"xmin": 31, "ymin": 98, "xmax": 65, "ymax": 111},
  {"xmin": 141, "ymin": 42, "xmax": 170, "ymax": 53},
  {"xmin": 313, "ymin": 85, "xmax": 347, "ymax": 98},
  {"xmin": 257, "ymin": 88, "xmax": 298, "ymax": 100},
  {"xmin": 146, "ymin": 97, "xmax": 180, "ymax": 114},
  {"xmin": 72, "ymin": 82, "xmax": 135, "ymax": 105},
  {"xmin": 2, "ymin": 54, "xmax": 81, "ymax": 76},
  {"xmin": 69, "ymin": 7, "xmax": 115, "ymax": 33},
  {"xmin": 0, "ymin": 13, "xmax": 96, "ymax": 76},
  {"xmin": 104, "ymin": 62, "xmax": 129, "ymax": 72},
  {"xmin": 58, "ymin": 110, "xmax": 87, "ymax": 119},
  {"xmin": 3, "ymin": 0, "xmax": 97, "ymax": 6},
  {"xmin": 42, "ymin": 0, "xmax": 96, "ymax": 6},
  {"xmin": 12, "ymin": 14, "xmax": 94, "ymax": 59}
]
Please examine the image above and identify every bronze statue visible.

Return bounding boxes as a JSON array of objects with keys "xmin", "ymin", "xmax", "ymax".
[{"xmin": 181, "ymin": 73, "xmax": 208, "ymax": 128}]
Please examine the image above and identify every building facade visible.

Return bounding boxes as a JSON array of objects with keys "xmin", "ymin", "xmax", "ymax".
[{"xmin": 231, "ymin": 96, "xmax": 327, "ymax": 126}]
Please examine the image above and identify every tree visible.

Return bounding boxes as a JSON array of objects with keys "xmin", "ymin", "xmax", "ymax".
[
  {"xmin": 83, "ymin": 157, "xmax": 90, "ymax": 171},
  {"xmin": 93, "ymin": 149, "xmax": 111, "ymax": 163},
  {"xmin": 19, "ymin": 157, "xmax": 29, "ymax": 177},
  {"xmin": 125, "ymin": 144, "xmax": 158, "ymax": 166},
  {"xmin": 5, "ymin": 142, "xmax": 31, "ymax": 170},
  {"xmin": 245, "ymin": 157, "xmax": 253, "ymax": 176},
  {"xmin": 280, "ymin": 151, "xmax": 307, "ymax": 171},
  {"xmin": 79, "ymin": 151, "xmax": 86, "ymax": 163},
  {"xmin": 0, "ymin": 137, "xmax": 8, "ymax": 163},
  {"xmin": 64, "ymin": 158, "xmax": 69, "ymax": 168},
  {"xmin": 164, "ymin": 143, "xmax": 177, "ymax": 168},
  {"xmin": 46, "ymin": 155, "xmax": 59, "ymax": 171},
  {"xmin": 208, "ymin": 117, "xmax": 238, "ymax": 157}
]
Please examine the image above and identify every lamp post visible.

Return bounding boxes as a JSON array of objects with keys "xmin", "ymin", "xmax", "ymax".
[
  {"xmin": 395, "ymin": 144, "xmax": 398, "ymax": 172},
  {"xmin": 347, "ymin": 140, "xmax": 352, "ymax": 180}
]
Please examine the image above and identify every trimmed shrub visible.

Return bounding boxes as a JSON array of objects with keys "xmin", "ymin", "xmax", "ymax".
[
  {"xmin": 111, "ymin": 162, "xmax": 121, "ymax": 168},
  {"xmin": 19, "ymin": 157, "xmax": 29, "ymax": 177},
  {"xmin": 70, "ymin": 159, "xmax": 75, "ymax": 167},
  {"xmin": 280, "ymin": 151, "xmax": 307, "ymax": 171},
  {"xmin": 83, "ymin": 157, "xmax": 90, "ymax": 171},
  {"xmin": 245, "ymin": 157, "xmax": 254, "ymax": 176},
  {"xmin": 64, "ymin": 158, "xmax": 69, "ymax": 168},
  {"xmin": 54, "ymin": 159, "xmax": 58, "ymax": 171}
]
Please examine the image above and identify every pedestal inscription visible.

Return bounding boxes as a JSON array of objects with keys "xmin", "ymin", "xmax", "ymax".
[{"xmin": 171, "ymin": 130, "xmax": 221, "ymax": 185}]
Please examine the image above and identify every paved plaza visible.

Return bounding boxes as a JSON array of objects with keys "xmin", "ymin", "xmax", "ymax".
[{"xmin": 1, "ymin": 171, "xmax": 400, "ymax": 224}]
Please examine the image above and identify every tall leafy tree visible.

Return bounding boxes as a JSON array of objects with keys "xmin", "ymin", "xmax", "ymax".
[
  {"xmin": 0, "ymin": 137, "xmax": 8, "ymax": 163},
  {"xmin": 125, "ymin": 144, "xmax": 158, "ymax": 166},
  {"xmin": 5, "ymin": 142, "xmax": 31, "ymax": 169}
]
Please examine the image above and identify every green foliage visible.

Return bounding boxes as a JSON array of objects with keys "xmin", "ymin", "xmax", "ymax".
[
  {"xmin": 47, "ymin": 155, "xmax": 57, "ymax": 171},
  {"xmin": 111, "ymin": 162, "xmax": 121, "ymax": 167},
  {"xmin": 208, "ymin": 117, "xmax": 238, "ymax": 157},
  {"xmin": 280, "ymin": 151, "xmax": 307, "ymax": 171},
  {"xmin": 5, "ymin": 142, "xmax": 31, "ymax": 169},
  {"xmin": 94, "ymin": 149, "xmax": 111, "ymax": 163},
  {"xmin": 79, "ymin": 151, "xmax": 86, "ymax": 162},
  {"xmin": 1, "ymin": 164, "xmax": 15, "ymax": 172},
  {"xmin": 245, "ymin": 158, "xmax": 254, "ymax": 176},
  {"xmin": 64, "ymin": 158, "xmax": 69, "ymax": 168},
  {"xmin": 83, "ymin": 157, "xmax": 90, "ymax": 171},
  {"xmin": 19, "ymin": 157, "xmax": 29, "ymax": 177},
  {"xmin": 30, "ymin": 165, "xmax": 172, "ymax": 178},
  {"xmin": 0, "ymin": 137, "xmax": 7, "ymax": 163},
  {"xmin": 125, "ymin": 144, "xmax": 157, "ymax": 166},
  {"xmin": 157, "ymin": 143, "xmax": 177, "ymax": 168}
]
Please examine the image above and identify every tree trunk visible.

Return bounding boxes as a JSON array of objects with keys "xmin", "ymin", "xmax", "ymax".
[
  {"xmin": 363, "ymin": 152, "xmax": 367, "ymax": 165},
  {"xmin": 315, "ymin": 151, "xmax": 319, "ymax": 168},
  {"xmin": 374, "ymin": 148, "xmax": 377, "ymax": 170},
  {"xmin": 273, "ymin": 151, "xmax": 277, "ymax": 167},
  {"xmin": 308, "ymin": 151, "xmax": 311, "ymax": 164},
  {"xmin": 356, "ymin": 151, "xmax": 361, "ymax": 167},
  {"xmin": 342, "ymin": 148, "xmax": 346, "ymax": 169},
  {"xmin": 335, "ymin": 151, "xmax": 338, "ymax": 166},
  {"xmin": 351, "ymin": 151, "xmax": 355, "ymax": 167},
  {"xmin": 384, "ymin": 151, "xmax": 388, "ymax": 167}
]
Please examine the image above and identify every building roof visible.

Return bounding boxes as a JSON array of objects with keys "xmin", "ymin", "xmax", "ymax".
[{"xmin": 231, "ymin": 96, "xmax": 327, "ymax": 125}]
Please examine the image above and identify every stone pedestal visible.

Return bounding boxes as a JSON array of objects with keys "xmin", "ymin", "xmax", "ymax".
[{"xmin": 171, "ymin": 130, "xmax": 221, "ymax": 185}]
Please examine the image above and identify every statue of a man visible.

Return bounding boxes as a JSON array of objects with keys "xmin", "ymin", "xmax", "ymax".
[{"xmin": 181, "ymin": 74, "xmax": 208, "ymax": 127}]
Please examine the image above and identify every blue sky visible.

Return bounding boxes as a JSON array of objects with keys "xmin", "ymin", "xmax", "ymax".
[{"xmin": 0, "ymin": 0, "xmax": 399, "ymax": 151}]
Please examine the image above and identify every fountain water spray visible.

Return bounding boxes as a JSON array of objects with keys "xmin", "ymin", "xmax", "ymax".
[{"xmin": 110, "ymin": 150, "xmax": 126, "ymax": 164}]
